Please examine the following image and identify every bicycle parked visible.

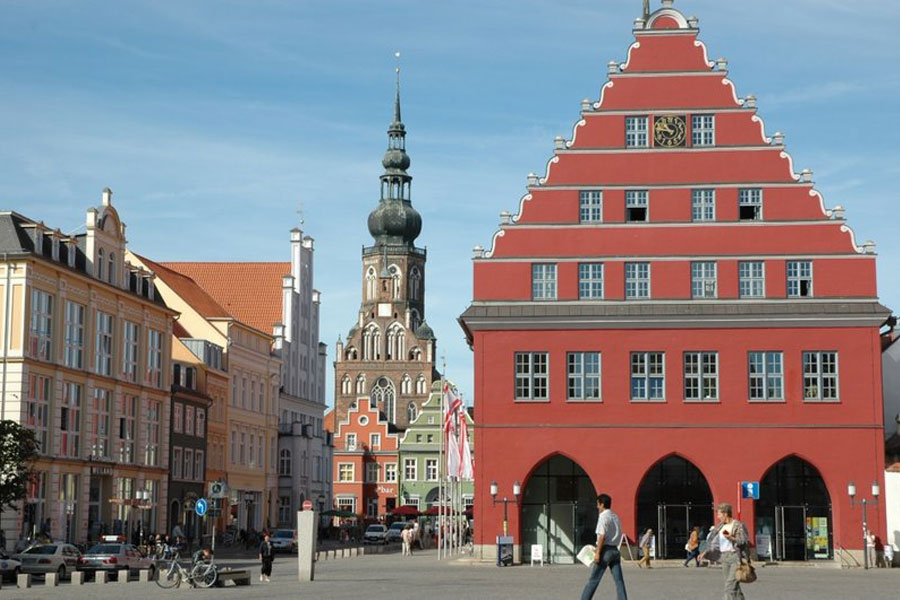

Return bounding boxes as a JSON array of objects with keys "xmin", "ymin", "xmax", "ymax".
[{"xmin": 155, "ymin": 548, "xmax": 217, "ymax": 589}]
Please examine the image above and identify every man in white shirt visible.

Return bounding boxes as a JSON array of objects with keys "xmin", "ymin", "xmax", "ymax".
[{"xmin": 580, "ymin": 493, "xmax": 628, "ymax": 600}]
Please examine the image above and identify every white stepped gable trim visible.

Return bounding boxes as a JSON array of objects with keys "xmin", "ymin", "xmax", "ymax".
[
  {"xmin": 620, "ymin": 41, "xmax": 641, "ymax": 71},
  {"xmin": 751, "ymin": 115, "xmax": 771, "ymax": 144},
  {"xmin": 483, "ymin": 228, "xmax": 507, "ymax": 259},
  {"xmin": 593, "ymin": 81, "xmax": 615, "ymax": 110},
  {"xmin": 539, "ymin": 156, "xmax": 560, "ymax": 185},
  {"xmin": 809, "ymin": 189, "xmax": 832, "ymax": 219},
  {"xmin": 721, "ymin": 78, "xmax": 743, "ymax": 107},
  {"xmin": 566, "ymin": 119, "xmax": 586, "ymax": 149},
  {"xmin": 840, "ymin": 224, "xmax": 864, "ymax": 254},
  {"xmin": 779, "ymin": 151, "xmax": 801, "ymax": 182},
  {"xmin": 694, "ymin": 39, "xmax": 716, "ymax": 68},
  {"xmin": 646, "ymin": 7, "xmax": 690, "ymax": 30},
  {"xmin": 511, "ymin": 193, "xmax": 532, "ymax": 224}
]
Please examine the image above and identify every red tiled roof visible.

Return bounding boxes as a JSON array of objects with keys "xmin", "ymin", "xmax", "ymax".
[
  {"xmin": 172, "ymin": 321, "xmax": 191, "ymax": 339},
  {"xmin": 161, "ymin": 262, "xmax": 290, "ymax": 336},
  {"xmin": 324, "ymin": 409, "xmax": 335, "ymax": 434},
  {"xmin": 135, "ymin": 255, "xmax": 231, "ymax": 319}
]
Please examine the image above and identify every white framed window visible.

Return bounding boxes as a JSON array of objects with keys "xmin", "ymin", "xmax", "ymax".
[
  {"xmin": 89, "ymin": 388, "xmax": 111, "ymax": 458},
  {"xmin": 404, "ymin": 495, "xmax": 420, "ymax": 509},
  {"xmin": 94, "ymin": 311, "xmax": 114, "ymax": 376},
  {"xmin": 625, "ymin": 116, "xmax": 649, "ymax": 148},
  {"xmin": 691, "ymin": 261, "xmax": 717, "ymax": 298},
  {"xmin": 384, "ymin": 463, "xmax": 397, "ymax": 482},
  {"xmin": 146, "ymin": 328, "xmax": 162, "ymax": 387},
  {"xmin": 26, "ymin": 374, "xmax": 51, "ymax": 452},
  {"xmin": 336, "ymin": 496, "xmax": 357, "ymax": 514},
  {"xmin": 787, "ymin": 261, "xmax": 813, "ymax": 297},
  {"xmin": 29, "ymin": 289, "xmax": 53, "ymax": 361},
  {"xmin": 579, "ymin": 190, "xmax": 603, "ymax": 223},
  {"xmin": 532, "ymin": 263, "xmax": 557, "ymax": 300},
  {"xmin": 145, "ymin": 399, "xmax": 160, "ymax": 466},
  {"xmin": 567, "ymin": 352, "xmax": 601, "ymax": 401},
  {"xmin": 514, "ymin": 352, "xmax": 549, "ymax": 401},
  {"xmin": 60, "ymin": 381, "xmax": 82, "ymax": 457},
  {"xmin": 625, "ymin": 190, "xmax": 648, "ymax": 222},
  {"xmin": 117, "ymin": 394, "xmax": 136, "ymax": 463},
  {"xmin": 240, "ymin": 431, "xmax": 246, "ymax": 464},
  {"xmin": 367, "ymin": 498, "xmax": 379, "ymax": 519},
  {"xmin": 345, "ymin": 433, "xmax": 357, "ymax": 451},
  {"xmin": 684, "ymin": 352, "xmax": 719, "ymax": 402},
  {"xmin": 404, "ymin": 458, "xmax": 417, "ymax": 481},
  {"xmin": 578, "ymin": 263, "xmax": 603, "ymax": 299},
  {"xmin": 278, "ymin": 496, "xmax": 291, "ymax": 525},
  {"xmin": 173, "ymin": 403, "xmax": 183, "ymax": 433},
  {"xmin": 426, "ymin": 459, "xmax": 439, "ymax": 481},
  {"xmin": 370, "ymin": 433, "xmax": 381, "ymax": 450},
  {"xmin": 625, "ymin": 262, "xmax": 650, "ymax": 299},
  {"xmin": 365, "ymin": 462, "xmax": 380, "ymax": 483},
  {"xmin": 803, "ymin": 351, "xmax": 838, "ymax": 402},
  {"xmin": 691, "ymin": 114, "xmax": 715, "ymax": 146},
  {"xmin": 748, "ymin": 351, "xmax": 784, "ymax": 401},
  {"xmin": 338, "ymin": 463, "xmax": 354, "ymax": 482},
  {"xmin": 692, "ymin": 189, "xmax": 715, "ymax": 221},
  {"xmin": 185, "ymin": 405, "xmax": 195, "ymax": 436},
  {"xmin": 341, "ymin": 376, "xmax": 352, "ymax": 395},
  {"xmin": 631, "ymin": 352, "xmax": 665, "ymax": 401},
  {"xmin": 196, "ymin": 408, "xmax": 206, "ymax": 438},
  {"xmin": 739, "ymin": 189, "xmax": 762, "ymax": 220},
  {"xmin": 122, "ymin": 321, "xmax": 139, "ymax": 382},
  {"xmin": 184, "ymin": 448, "xmax": 194, "ymax": 480},
  {"xmin": 63, "ymin": 301, "xmax": 85, "ymax": 369},
  {"xmin": 739, "ymin": 261, "xmax": 765, "ymax": 298},
  {"xmin": 195, "ymin": 450, "xmax": 204, "ymax": 481},
  {"xmin": 279, "ymin": 449, "xmax": 291, "ymax": 475}
]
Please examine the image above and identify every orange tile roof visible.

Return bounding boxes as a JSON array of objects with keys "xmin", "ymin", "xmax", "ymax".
[
  {"xmin": 324, "ymin": 408, "xmax": 335, "ymax": 434},
  {"xmin": 135, "ymin": 255, "xmax": 231, "ymax": 320},
  {"xmin": 162, "ymin": 262, "xmax": 290, "ymax": 336}
]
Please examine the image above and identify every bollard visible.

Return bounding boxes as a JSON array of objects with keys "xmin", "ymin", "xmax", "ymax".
[
  {"xmin": 139, "ymin": 569, "xmax": 150, "ymax": 583},
  {"xmin": 96, "ymin": 570, "xmax": 108, "ymax": 584},
  {"xmin": 117, "ymin": 569, "xmax": 130, "ymax": 583},
  {"xmin": 45, "ymin": 572, "xmax": 59, "ymax": 587},
  {"xmin": 17, "ymin": 573, "xmax": 31, "ymax": 588},
  {"xmin": 360, "ymin": 546, "xmax": 366, "ymax": 556},
  {"xmin": 71, "ymin": 571, "xmax": 85, "ymax": 585},
  {"xmin": 349, "ymin": 547, "xmax": 357, "ymax": 557}
]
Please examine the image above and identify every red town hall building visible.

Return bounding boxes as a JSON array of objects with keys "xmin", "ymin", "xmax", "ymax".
[{"xmin": 460, "ymin": 1, "xmax": 890, "ymax": 565}]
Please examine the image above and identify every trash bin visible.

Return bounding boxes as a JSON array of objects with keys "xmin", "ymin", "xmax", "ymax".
[{"xmin": 496, "ymin": 536, "xmax": 514, "ymax": 566}]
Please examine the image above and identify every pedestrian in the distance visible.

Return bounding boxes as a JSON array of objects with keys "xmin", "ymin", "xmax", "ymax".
[
  {"xmin": 580, "ymin": 493, "xmax": 628, "ymax": 600},
  {"xmin": 258, "ymin": 531, "xmax": 274, "ymax": 582},
  {"xmin": 866, "ymin": 530, "xmax": 876, "ymax": 568},
  {"xmin": 637, "ymin": 529, "xmax": 653, "ymax": 569},
  {"xmin": 701, "ymin": 503, "xmax": 749, "ymax": 599},
  {"xmin": 684, "ymin": 526, "xmax": 701, "ymax": 567},
  {"xmin": 401, "ymin": 525, "xmax": 411, "ymax": 556}
]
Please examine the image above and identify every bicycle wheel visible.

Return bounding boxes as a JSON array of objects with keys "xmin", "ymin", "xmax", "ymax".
[
  {"xmin": 190, "ymin": 563, "xmax": 217, "ymax": 588},
  {"xmin": 155, "ymin": 561, "xmax": 181, "ymax": 589}
]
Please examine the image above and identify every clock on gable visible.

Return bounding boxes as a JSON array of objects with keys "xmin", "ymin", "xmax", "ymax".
[{"xmin": 653, "ymin": 115, "xmax": 687, "ymax": 147}]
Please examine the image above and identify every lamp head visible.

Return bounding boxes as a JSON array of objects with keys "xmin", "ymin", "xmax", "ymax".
[
  {"xmin": 872, "ymin": 482, "xmax": 880, "ymax": 498},
  {"xmin": 490, "ymin": 481, "xmax": 498, "ymax": 498},
  {"xmin": 513, "ymin": 481, "xmax": 521, "ymax": 497},
  {"xmin": 848, "ymin": 482, "xmax": 857, "ymax": 498}
]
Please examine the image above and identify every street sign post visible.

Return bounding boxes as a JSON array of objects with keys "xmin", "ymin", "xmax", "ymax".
[
  {"xmin": 741, "ymin": 482, "xmax": 760, "ymax": 500},
  {"xmin": 195, "ymin": 497, "xmax": 208, "ymax": 517}
]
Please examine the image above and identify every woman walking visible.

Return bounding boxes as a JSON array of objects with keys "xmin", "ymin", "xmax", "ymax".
[
  {"xmin": 258, "ymin": 531, "xmax": 274, "ymax": 582},
  {"xmin": 684, "ymin": 526, "xmax": 701, "ymax": 567},
  {"xmin": 702, "ymin": 503, "xmax": 749, "ymax": 599},
  {"xmin": 637, "ymin": 528, "xmax": 654, "ymax": 569}
]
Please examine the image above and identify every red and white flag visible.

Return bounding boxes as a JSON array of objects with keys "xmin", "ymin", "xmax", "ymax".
[
  {"xmin": 458, "ymin": 409, "xmax": 474, "ymax": 481},
  {"xmin": 443, "ymin": 382, "xmax": 462, "ymax": 479}
]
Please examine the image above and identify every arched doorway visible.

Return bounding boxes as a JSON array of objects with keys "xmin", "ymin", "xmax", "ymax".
[
  {"xmin": 755, "ymin": 455, "xmax": 832, "ymax": 561},
  {"xmin": 521, "ymin": 455, "xmax": 597, "ymax": 564},
  {"xmin": 636, "ymin": 455, "xmax": 713, "ymax": 559}
]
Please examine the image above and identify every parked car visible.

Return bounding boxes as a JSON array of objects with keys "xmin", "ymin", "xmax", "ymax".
[
  {"xmin": 0, "ymin": 551, "xmax": 22, "ymax": 582},
  {"xmin": 385, "ymin": 522, "xmax": 408, "ymax": 543},
  {"xmin": 78, "ymin": 542, "xmax": 155, "ymax": 580},
  {"xmin": 363, "ymin": 524, "xmax": 388, "ymax": 544},
  {"xmin": 14, "ymin": 543, "xmax": 81, "ymax": 579},
  {"xmin": 270, "ymin": 529, "xmax": 297, "ymax": 553}
]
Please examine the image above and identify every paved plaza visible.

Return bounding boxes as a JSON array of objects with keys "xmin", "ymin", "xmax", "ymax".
[{"xmin": 1, "ymin": 550, "xmax": 899, "ymax": 599}]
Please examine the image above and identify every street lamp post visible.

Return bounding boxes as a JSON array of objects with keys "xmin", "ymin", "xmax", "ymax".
[
  {"xmin": 65, "ymin": 502, "xmax": 75, "ymax": 544},
  {"xmin": 135, "ymin": 489, "xmax": 151, "ymax": 547},
  {"xmin": 489, "ymin": 480, "xmax": 521, "ymax": 537},
  {"xmin": 244, "ymin": 492, "xmax": 254, "ymax": 531},
  {"xmin": 848, "ymin": 481, "xmax": 880, "ymax": 569}
]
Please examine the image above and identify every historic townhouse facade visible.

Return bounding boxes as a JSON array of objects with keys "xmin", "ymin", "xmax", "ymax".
[
  {"xmin": 0, "ymin": 189, "xmax": 175, "ymax": 544},
  {"xmin": 331, "ymin": 75, "xmax": 440, "ymax": 520},
  {"xmin": 460, "ymin": 1, "xmax": 889, "ymax": 565}
]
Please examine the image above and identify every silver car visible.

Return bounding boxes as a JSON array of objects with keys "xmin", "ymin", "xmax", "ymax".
[
  {"xmin": 0, "ymin": 551, "xmax": 22, "ymax": 582},
  {"xmin": 79, "ymin": 543, "xmax": 155, "ymax": 579},
  {"xmin": 15, "ymin": 543, "xmax": 81, "ymax": 579}
]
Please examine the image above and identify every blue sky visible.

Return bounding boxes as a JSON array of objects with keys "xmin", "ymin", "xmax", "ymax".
[{"xmin": 1, "ymin": 0, "xmax": 898, "ymax": 405}]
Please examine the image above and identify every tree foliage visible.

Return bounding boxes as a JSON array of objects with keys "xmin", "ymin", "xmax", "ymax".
[{"xmin": 0, "ymin": 420, "xmax": 39, "ymax": 510}]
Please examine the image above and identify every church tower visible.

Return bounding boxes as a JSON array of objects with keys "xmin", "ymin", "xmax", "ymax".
[{"xmin": 334, "ymin": 71, "xmax": 438, "ymax": 431}]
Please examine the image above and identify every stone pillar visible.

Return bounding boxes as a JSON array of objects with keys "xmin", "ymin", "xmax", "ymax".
[{"xmin": 296, "ymin": 509, "xmax": 316, "ymax": 581}]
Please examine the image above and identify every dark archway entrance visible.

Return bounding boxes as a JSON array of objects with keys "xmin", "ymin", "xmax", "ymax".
[
  {"xmin": 521, "ymin": 455, "xmax": 597, "ymax": 564},
  {"xmin": 755, "ymin": 456, "xmax": 832, "ymax": 561},
  {"xmin": 636, "ymin": 455, "xmax": 713, "ymax": 559}
]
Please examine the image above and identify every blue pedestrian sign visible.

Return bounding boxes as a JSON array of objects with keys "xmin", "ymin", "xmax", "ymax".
[
  {"xmin": 741, "ymin": 481, "xmax": 760, "ymax": 500},
  {"xmin": 195, "ymin": 498, "xmax": 208, "ymax": 517}
]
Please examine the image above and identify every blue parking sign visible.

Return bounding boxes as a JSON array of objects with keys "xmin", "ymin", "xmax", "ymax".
[
  {"xmin": 195, "ymin": 498, "xmax": 208, "ymax": 516},
  {"xmin": 741, "ymin": 481, "xmax": 759, "ymax": 500}
]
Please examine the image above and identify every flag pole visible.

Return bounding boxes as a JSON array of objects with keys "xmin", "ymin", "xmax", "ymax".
[{"xmin": 439, "ymin": 356, "xmax": 446, "ymax": 560}]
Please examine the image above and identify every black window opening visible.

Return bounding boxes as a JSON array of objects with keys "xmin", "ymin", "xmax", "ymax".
[
  {"xmin": 626, "ymin": 206, "xmax": 647, "ymax": 222},
  {"xmin": 739, "ymin": 204, "xmax": 761, "ymax": 220}
]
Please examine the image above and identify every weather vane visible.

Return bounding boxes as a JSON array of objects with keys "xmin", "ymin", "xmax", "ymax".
[
  {"xmin": 643, "ymin": 0, "xmax": 650, "ymax": 21},
  {"xmin": 296, "ymin": 198, "xmax": 305, "ymax": 226}
]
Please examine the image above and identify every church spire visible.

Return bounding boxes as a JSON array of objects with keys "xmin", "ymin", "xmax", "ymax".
[{"xmin": 393, "ymin": 65, "xmax": 402, "ymax": 125}]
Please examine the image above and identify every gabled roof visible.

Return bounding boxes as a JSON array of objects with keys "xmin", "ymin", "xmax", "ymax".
[
  {"xmin": 136, "ymin": 254, "xmax": 230, "ymax": 319},
  {"xmin": 161, "ymin": 262, "xmax": 290, "ymax": 335}
]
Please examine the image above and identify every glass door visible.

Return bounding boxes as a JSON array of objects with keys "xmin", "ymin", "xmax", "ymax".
[
  {"xmin": 775, "ymin": 505, "xmax": 808, "ymax": 561},
  {"xmin": 549, "ymin": 503, "xmax": 576, "ymax": 564}
]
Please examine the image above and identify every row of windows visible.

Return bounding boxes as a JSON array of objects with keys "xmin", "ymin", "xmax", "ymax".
[
  {"xmin": 172, "ymin": 402, "xmax": 206, "ymax": 438},
  {"xmin": 29, "ymin": 291, "xmax": 164, "ymax": 386},
  {"xmin": 578, "ymin": 188, "xmax": 763, "ymax": 224},
  {"xmin": 337, "ymin": 458, "xmax": 442, "ymax": 483},
  {"xmin": 24, "ymin": 374, "xmax": 162, "ymax": 464},
  {"xmin": 515, "ymin": 350, "xmax": 838, "ymax": 402},
  {"xmin": 625, "ymin": 115, "xmax": 715, "ymax": 148},
  {"xmin": 230, "ymin": 371, "xmax": 274, "ymax": 413},
  {"xmin": 171, "ymin": 446, "xmax": 205, "ymax": 482},
  {"xmin": 229, "ymin": 428, "xmax": 275, "ymax": 471},
  {"xmin": 532, "ymin": 260, "xmax": 812, "ymax": 300}
]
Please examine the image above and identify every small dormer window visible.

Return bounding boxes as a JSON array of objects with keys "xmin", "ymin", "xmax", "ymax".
[
  {"xmin": 147, "ymin": 279, "xmax": 155, "ymax": 300},
  {"xmin": 34, "ymin": 228, "xmax": 44, "ymax": 256},
  {"xmin": 51, "ymin": 237, "xmax": 60, "ymax": 261},
  {"xmin": 97, "ymin": 248, "xmax": 105, "ymax": 279},
  {"xmin": 67, "ymin": 240, "xmax": 76, "ymax": 268}
]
